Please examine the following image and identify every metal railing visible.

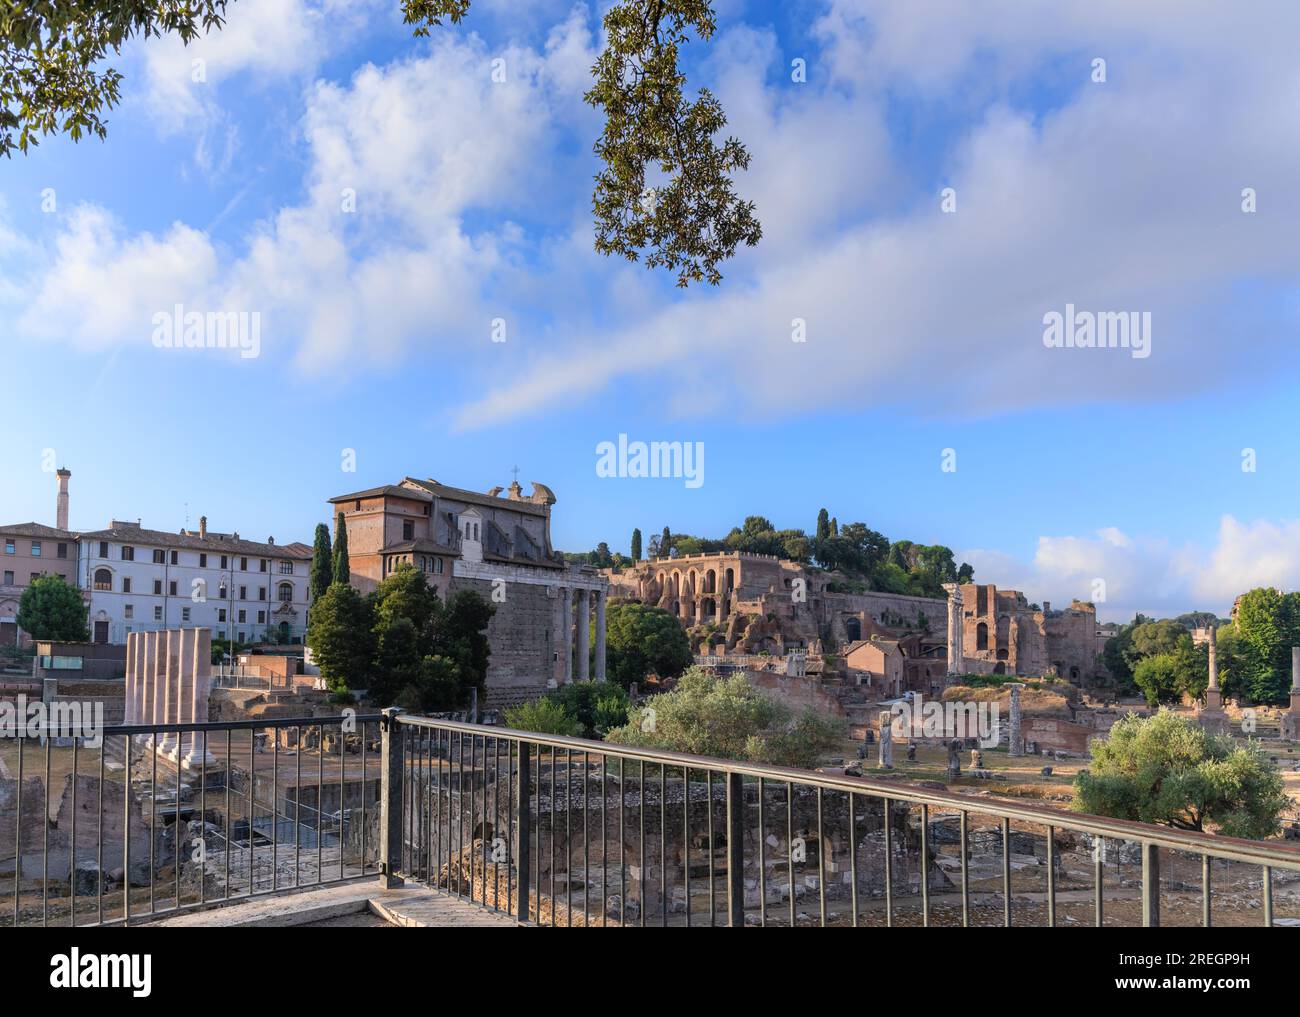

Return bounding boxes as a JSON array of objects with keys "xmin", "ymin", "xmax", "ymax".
[
  {"xmin": 381, "ymin": 710, "xmax": 1300, "ymax": 928},
  {"xmin": 3, "ymin": 713, "xmax": 383, "ymax": 927},
  {"xmin": 6, "ymin": 710, "xmax": 1300, "ymax": 928}
]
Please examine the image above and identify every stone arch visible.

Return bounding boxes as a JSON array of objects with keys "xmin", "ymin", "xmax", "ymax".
[
  {"xmin": 976, "ymin": 622, "xmax": 989, "ymax": 651},
  {"xmin": 704, "ymin": 569, "xmax": 717, "ymax": 593},
  {"xmin": 845, "ymin": 617, "xmax": 862, "ymax": 642}
]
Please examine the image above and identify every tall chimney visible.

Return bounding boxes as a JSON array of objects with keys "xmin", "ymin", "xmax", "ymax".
[
  {"xmin": 199, "ymin": 515, "xmax": 208, "ymax": 538},
  {"xmin": 55, "ymin": 468, "xmax": 70, "ymax": 531}
]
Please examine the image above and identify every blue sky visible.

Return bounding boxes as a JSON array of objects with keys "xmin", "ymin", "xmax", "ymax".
[{"xmin": 4, "ymin": 0, "xmax": 1300, "ymax": 622}]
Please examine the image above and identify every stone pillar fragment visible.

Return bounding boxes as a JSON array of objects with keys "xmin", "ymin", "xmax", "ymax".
[
  {"xmin": 1008, "ymin": 683, "xmax": 1024, "ymax": 757},
  {"xmin": 1283, "ymin": 646, "xmax": 1300, "ymax": 740},
  {"xmin": 594, "ymin": 590, "xmax": 607, "ymax": 682},
  {"xmin": 577, "ymin": 589, "xmax": 591, "ymax": 682},
  {"xmin": 878, "ymin": 711, "xmax": 893, "ymax": 768},
  {"xmin": 943, "ymin": 582, "xmax": 964, "ymax": 675}
]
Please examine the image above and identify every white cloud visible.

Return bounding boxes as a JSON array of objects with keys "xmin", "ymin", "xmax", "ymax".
[
  {"xmin": 961, "ymin": 516, "xmax": 1300, "ymax": 623},
  {"xmin": 455, "ymin": 0, "xmax": 1300, "ymax": 427}
]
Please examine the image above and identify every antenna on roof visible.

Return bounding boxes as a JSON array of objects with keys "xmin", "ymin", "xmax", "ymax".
[{"xmin": 511, "ymin": 464, "xmax": 520, "ymax": 483}]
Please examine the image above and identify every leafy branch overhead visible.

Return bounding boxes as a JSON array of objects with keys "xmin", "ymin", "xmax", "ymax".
[{"xmin": 2, "ymin": 0, "xmax": 760, "ymax": 286}]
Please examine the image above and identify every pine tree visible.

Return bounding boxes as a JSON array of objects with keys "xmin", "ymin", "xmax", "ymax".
[
  {"xmin": 333, "ymin": 512, "xmax": 351, "ymax": 585},
  {"xmin": 310, "ymin": 523, "xmax": 333, "ymax": 601},
  {"xmin": 631, "ymin": 528, "xmax": 642, "ymax": 561}
]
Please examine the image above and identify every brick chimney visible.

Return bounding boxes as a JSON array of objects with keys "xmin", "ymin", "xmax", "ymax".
[
  {"xmin": 199, "ymin": 515, "xmax": 207, "ymax": 538},
  {"xmin": 55, "ymin": 468, "xmax": 70, "ymax": 531}
]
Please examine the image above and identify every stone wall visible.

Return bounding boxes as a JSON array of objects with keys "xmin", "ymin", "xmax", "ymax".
[{"xmin": 454, "ymin": 577, "xmax": 557, "ymax": 709}]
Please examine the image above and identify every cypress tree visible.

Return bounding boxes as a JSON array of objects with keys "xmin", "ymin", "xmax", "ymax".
[
  {"xmin": 631, "ymin": 528, "xmax": 642, "ymax": 561},
  {"xmin": 661, "ymin": 526, "xmax": 671, "ymax": 558},
  {"xmin": 310, "ymin": 523, "xmax": 333, "ymax": 601},
  {"xmin": 815, "ymin": 508, "xmax": 830, "ymax": 543},
  {"xmin": 333, "ymin": 512, "xmax": 351, "ymax": 585}
]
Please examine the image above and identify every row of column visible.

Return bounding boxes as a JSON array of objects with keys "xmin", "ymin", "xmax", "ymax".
[
  {"xmin": 557, "ymin": 587, "xmax": 607, "ymax": 684},
  {"xmin": 124, "ymin": 628, "xmax": 216, "ymax": 767}
]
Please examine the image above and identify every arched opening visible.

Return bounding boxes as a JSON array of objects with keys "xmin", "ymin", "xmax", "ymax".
[
  {"xmin": 845, "ymin": 617, "xmax": 862, "ymax": 642},
  {"xmin": 278, "ymin": 583, "xmax": 294, "ymax": 603},
  {"xmin": 993, "ymin": 663, "xmax": 1006, "ymax": 675},
  {"xmin": 976, "ymin": 622, "xmax": 989, "ymax": 650},
  {"xmin": 93, "ymin": 568, "xmax": 112, "ymax": 591}
]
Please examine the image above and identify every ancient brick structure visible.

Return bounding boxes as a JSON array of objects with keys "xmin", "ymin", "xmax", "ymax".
[
  {"xmin": 948, "ymin": 583, "xmax": 1102, "ymax": 685},
  {"xmin": 331, "ymin": 477, "xmax": 609, "ymax": 709}
]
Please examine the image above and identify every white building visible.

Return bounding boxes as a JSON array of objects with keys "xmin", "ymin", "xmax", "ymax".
[{"xmin": 77, "ymin": 516, "xmax": 312, "ymax": 647}]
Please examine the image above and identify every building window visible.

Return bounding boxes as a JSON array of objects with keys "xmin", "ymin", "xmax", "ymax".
[
  {"xmin": 29, "ymin": 573, "xmax": 39, "ymax": 583},
  {"xmin": 221, "ymin": 556, "xmax": 228, "ymax": 569},
  {"xmin": 57, "ymin": 543, "xmax": 67, "ymax": 559},
  {"xmin": 279, "ymin": 561, "xmax": 293, "ymax": 574},
  {"xmin": 153, "ymin": 606, "xmax": 163, "ymax": 621},
  {"xmin": 169, "ymin": 581, "xmax": 178, "ymax": 596},
  {"xmin": 30, "ymin": 542, "xmax": 40, "ymax": 557},
  {"xmin": 434, "ymin": 558, "xmax": 443, "ymax": 575},
  {"xmin": 125, "ymin": 605, "xmax": 134, "ymax": 620},
  {"xmin": 258, "ymin": 587, "xmax": 267, "ymax": 601},
  {"xmin": 278, "ymin": 583, "xmax": 293, "ymax": 603},
  {"xmin": 182, "ymin": 607, "xmax": 191, "ymax": 622},
  {"xmin": 403, "ymin": 520, "xmax": 415, "ymax": 540},
  {"xmin": 122, "ymin": 546, "xmax": 135, "ymax": 561},
  {"xmin": 94, "ymin": 569, "xmax": 112, "ymax": 591},
  {"xmin": 170, "ymin": 550, "xmax": 179, "ymax": 565},
  {"xmin": 240, "ymin": 557, "xmax": 248, "ymax": 571},
  {"xmin": 123, "ymin": 578, "xmax": 132, "ymax": 594},
  {"xmin": 260, "ymin": 559, "xmax": 268, "ymax": 573},
  {"xmin": 99, "ymin": 541, "xmax": 108, "ymax": 558},
  {"xmin": 199, "ymin": 553, "xmax": 208, "ymax": 567},
  {"xmin": 238, "ymin": 610, "xmax": 246, "ymax": 623},
  {"xmin": 256, "ymin": 610, "xmax": 264, "ymax": 624},
  {"xmin": 218, "ymin": 609, "xmax": 227, "ymax": 623},
  {"xmin": 153, "ymin": 580, "xmax": 162, "ymax": 595},
  {"xmin": 4, "ymin": 540, "xmax": 14, "ymax": 555},
  {"xmin": 152, "ymin": 549, "xmax": 165, "ymax": 564},
  {"xmin": 355, "ymin": 500, "xmax": 361, "ymax": 511},
  {"xmin": 239, "ymin": 585, "xmax": 247, "ymax": 600},
  {"xmin": 3, "ymin": 571, "xmax": 12, "ymax": 585}
]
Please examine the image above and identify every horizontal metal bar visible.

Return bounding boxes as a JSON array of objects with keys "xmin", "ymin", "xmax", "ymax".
[
  {"xmin": 99, "ymin": 715, "xmax": 384, "ymax": 737},
  {"xmin": 391, "ymin": 714, "xmax": 1300, "ymax": 872}
]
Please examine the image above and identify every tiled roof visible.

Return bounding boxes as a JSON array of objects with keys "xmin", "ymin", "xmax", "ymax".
[
  {"xmin": 77, "ymin": 523, "xmax": 311, "ymax": 559},
  {"xmin": 0, "ymin": 522, "xmax": 76, "ymax": 540}
]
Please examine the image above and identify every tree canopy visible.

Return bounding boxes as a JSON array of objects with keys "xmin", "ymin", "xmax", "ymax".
[
  {"xmin": 306, "ymin": 564, "xmax": 493, "ymax": 710},
  {"xmin": 602, "ymin": 601, "xmax": 692, "ymax": 689},
  {"xmin": 605, "ymin": 668, "xmax": 846, "ymax": 768},
  {"xmin": 1071, "ymin": 710, "xmax": 1288, "ymax": 839},
  {"xmin": 2, "ymin": 0, "xmax": 759, "ymax": 285},
  {"xmin": 16, "ymin": 574, "xmax": 87, "ymax": 641}
]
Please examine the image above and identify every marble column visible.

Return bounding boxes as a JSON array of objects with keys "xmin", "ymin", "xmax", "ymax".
[
  {"xmin": 943, "ymin": 582, "xmax": 964, "ymax": 675},
  {"xmin": 142, "ymin": 631, "xmax": 158, "ymax": 747},
  {"xmin": 159, "ymin": 630, "xmax": 180, "ymax": 757},
  {"xmin": 182, "ymin": 628, "xmax": 215, "ymax": 767},
  {"xmin": 877, "ymin": 710, "xmax": 893, "ymax": 768},
  {"xmin": 1008, "ymin": 683, "xmax": 1024, "ymax": 757},
  {"xmin": 1207, "ymin": 625, "xmax": 1219, "ymax": 690},
  {"xmin": 577, "ymin": 589, "xmax": 591, "ymax": 681},
  {"xmin": 594, "ymin": 590, "xmax": 607, "ymax": 682},
  {"xmin": 124, "ymin": 633, "xmax": 138, "ymax": 725},
  {"xmin": 562, "ymin": 587, "xmax": 573, "ymax": 684},
  {"xmin": 1200, "ymin": 625, "xmax": 1228, "ymax": 733}
]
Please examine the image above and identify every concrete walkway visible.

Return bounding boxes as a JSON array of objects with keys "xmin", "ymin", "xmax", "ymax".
[{"xmin": 149, "ymin": 880, "xmax": 518, "ymax": 928}]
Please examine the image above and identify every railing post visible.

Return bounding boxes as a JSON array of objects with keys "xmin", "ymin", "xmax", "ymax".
[
  {"xmin": 1141, "ymin": 842, "xmax": 1160, "ymax": 928},
  {"xmin": 517, "ymin": 742, "xmax": 531, "ymax": 923},
  {"xmin": 726, "ymin": 772, "xmax": 744, "ymax": 927},
  {"xmin": 379, "ymin": 708, "xmax": 405, "ymax": 889}
]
